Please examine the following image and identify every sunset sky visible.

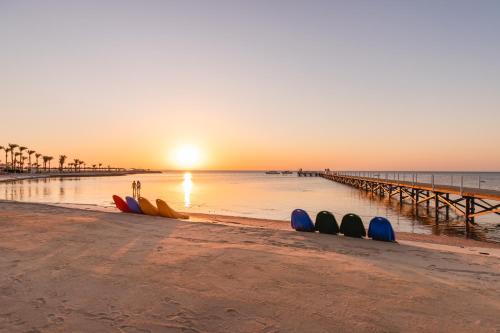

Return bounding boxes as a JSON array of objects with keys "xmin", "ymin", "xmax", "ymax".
[{"xmin": 1, "ymin": 1, "xmax": 499, "ymax": 171}]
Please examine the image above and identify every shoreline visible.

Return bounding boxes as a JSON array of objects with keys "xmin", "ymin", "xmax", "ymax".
[
  {"xmin": 187, "ymin": 212, "xmax": 500, "ymax": 252},
  {"xmin": 2, "ymin": 172, "xmax": 499, "ymax": 245},
  {"xmin": 0, "ymin": 170, "xmax": 160, "ymax": 183},
  {"xmin": 4, "ymin": 199, "xmax": 500, "ymax": 253},
  {"xmin": 0, "ymin": 200, "xmax": 499, "ymax": 332}
]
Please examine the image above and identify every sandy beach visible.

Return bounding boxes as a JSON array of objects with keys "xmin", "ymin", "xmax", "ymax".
[{"xmin": 1, "ymin": 201, "xmax": 499, "ymax": 333}]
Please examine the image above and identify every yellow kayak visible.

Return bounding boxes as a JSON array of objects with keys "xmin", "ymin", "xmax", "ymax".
[
  {"xmin": 156, "ymin": 199, "xmax": 189, "ymax": 219},
  {"xmin": 138, "ymin": 197, "xmax": 159, "ymax": 216}
]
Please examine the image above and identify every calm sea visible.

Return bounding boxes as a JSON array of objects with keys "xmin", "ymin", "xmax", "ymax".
[{"xmin": 1, "ymin": 171, "xmax": 500, "ymax": 243}]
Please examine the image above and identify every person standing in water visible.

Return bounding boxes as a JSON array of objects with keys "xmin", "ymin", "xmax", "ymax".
[
  {"xmin": 136, "ymin": 180, "xmax": 141, "ymax": 198},
  {"xmin": 132, "ymin": 180, "xmax": 137, "ymax": 197}
]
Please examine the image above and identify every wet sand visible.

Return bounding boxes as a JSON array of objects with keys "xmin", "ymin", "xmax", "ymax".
[
  {"xmin": 188, "ymin": 212, "xmax": 500, "ymax": 251},
  {"xmin": 1, "ymin": 201, "xmax": 499, "ymax": 332}
]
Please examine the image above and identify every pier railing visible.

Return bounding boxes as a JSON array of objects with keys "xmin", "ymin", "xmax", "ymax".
[{"xmin": 329, "ymin": 171, "xmax": 496, "ymax": 190}]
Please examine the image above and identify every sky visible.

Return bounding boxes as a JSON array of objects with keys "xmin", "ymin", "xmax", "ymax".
[{"xmin": 1, "ymin": 0, "xmax": 499, "ymax": 171}]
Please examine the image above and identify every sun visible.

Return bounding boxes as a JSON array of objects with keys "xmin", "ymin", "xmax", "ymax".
[{"xmin": 173, "ymin": 144, "xmax": 200, "ymax": 169}]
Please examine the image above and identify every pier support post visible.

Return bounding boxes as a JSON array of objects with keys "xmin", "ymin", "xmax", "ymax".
[
  {"xmin": 470, "ymin": 198, "xmax": 475, "ymax": 224},
  {"xmin": 445, "ymin": 193, "xmax": 449, "ymax": 220},
  {"xmin": 465, "ymin": 197, "xmax": 471, "ymax": 234},
  {"xmin": 434, "ymin": 193, "xmax": 439, "ymax": 223},
  {"xmin": 426, "ymin": 191, "xmax": 430, "ymax": 211},
  {"xmin": 399, "ymin": 186, "xmax": 403, "ymax": 204},
  {"xmin": 415, "ymin": 189, "xmax": 419, "ymax": 216}
]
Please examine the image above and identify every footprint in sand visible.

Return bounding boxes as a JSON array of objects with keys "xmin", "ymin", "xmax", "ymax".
[
  {"xmin": 47, "ymin": 313, "xmax": 65, "ymax": 324},
  {"xmin": 253, "ymin": 265, "xmax": 264, "ymax": 272},
  {"xmin": 56, "ymin": 305, "xmax": 74, "ymax": 315},
  {"xmin": 23, "ymin": 329, "xmax": 41, "ymax": 333},
  {"xmin": 32, "ymin": 298, "xmax": 46, "ymax": 308},
  {"xmin": 119, "ymin": 325, "xmax": 152, "ymax": 333},
  {"xmin": 225, "ymin": 308, "xmax": 239, "ymax": 316},
  {"xmin": 0, "ymin": 286, "xmax": 16, "ymax": 296},
  {"xmin": 162, "ymin": 297, "xmax": 180, "ymax": 305}
]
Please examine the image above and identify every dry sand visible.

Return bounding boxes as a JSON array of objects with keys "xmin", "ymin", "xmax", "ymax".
[{"xmin": 1, "ymin": 201, "xmax": 499, "ymax": 333}]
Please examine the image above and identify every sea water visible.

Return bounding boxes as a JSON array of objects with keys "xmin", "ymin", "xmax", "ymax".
[{"xmin": 1, "ymin": 171, "xmax": 499, "ymax": 243}]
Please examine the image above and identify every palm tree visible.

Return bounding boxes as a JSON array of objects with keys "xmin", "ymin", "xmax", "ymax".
[
  {"xmin": 42, "ymin": 156, "xmax": 53, "ymax": 172},
  {"xmin": 98, "ymin": 163, "xmax": 102, "ymax": 171},
  {"xmin": 0, "ymin": 146, "xmax": 5, "ymax": 170},
  {"xmin": 59, "ymin": 155, "xmax": 67, "ymax": 172},
  {"xmin": 73, "ymin": 159, "xmax": 79, "ymax": 172},
  {"xmin": 27, "ymin": 150, "xmax": 35, "ymax": 172},
  {"xmin": 18, "ymin": 146, "xmax": 27, "ymax": 172},
  {"xmin": 21, "ymin": 156, "xmax": 27, "ymax": 170},
  {"xmin": 35, "ymin": 153, "xmax": 42, "ymax": 173},
  {"xmin": 14, "ymin": 152, "xmax": 21, "ymax": 172},
  {"xmin": 8, "ymin": 144, "xmax": 18, "ymax": 171},
  {"xmin": 92, "ymin": 164, "xmax": 96, "ymax": 171},
  {"xmin": 4, "ymin": 148, "xmax": 11, "ymax": 170},
  {"xmin": 47, "ymin": 156, "xmax": 53, "ymax": 172}
]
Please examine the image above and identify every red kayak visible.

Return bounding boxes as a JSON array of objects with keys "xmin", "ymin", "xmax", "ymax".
[{"xmin": 112, "ymin": 195, "xmax": 131, "ymax": 213}]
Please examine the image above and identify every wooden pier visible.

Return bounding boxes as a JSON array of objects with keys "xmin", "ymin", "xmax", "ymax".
[
  {"xmin": 320, "ymin": 172, "xmax": 500, "ymax": 230},
  {"xmin": 298, "ymin": 170, "xmax": 320, "ymax": 177}
]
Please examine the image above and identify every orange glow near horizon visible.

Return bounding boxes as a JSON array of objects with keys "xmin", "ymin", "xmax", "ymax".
[
  {"xmin": 4, "ymin": 136, "xmax": 499, "ymax": 172},
  {"xmin": 170, "ymin": 144, "xmax": 201, "ymax": 170}
]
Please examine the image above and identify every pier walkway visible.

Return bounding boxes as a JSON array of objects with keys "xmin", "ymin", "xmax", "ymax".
[
  {"xmin": 320, "ymin": 172, "xmax": 500, "ymax": 229},
  {"xmin": 297, "ymin": 170, "xmax": 320, "ymax": 177}
]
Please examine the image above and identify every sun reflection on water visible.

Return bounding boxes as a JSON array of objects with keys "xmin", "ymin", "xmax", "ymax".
[{"xmin": 182, "ymin": 172, "xmax": 193, "ymax": 207}]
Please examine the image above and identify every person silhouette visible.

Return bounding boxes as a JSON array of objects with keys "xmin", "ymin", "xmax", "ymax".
[
  {"xmin": 132, "ymin": 180, "xmax": 137, "ymax": 197},
  {"xmin": 136, "ymin": 180, "xmax": 141, "ymax": 198}
]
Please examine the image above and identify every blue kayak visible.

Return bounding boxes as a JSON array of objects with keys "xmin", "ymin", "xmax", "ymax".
[
  {"xmin": 291, "ymin": 209, "xmax": 315, "ymax": 232},
  {"xmin": 126, "ymin": 196, "xmax": 143, "ymax": 214},
  {"xmin": 368, "ymin": 217, "xmax": 396, "ymax": 242}
]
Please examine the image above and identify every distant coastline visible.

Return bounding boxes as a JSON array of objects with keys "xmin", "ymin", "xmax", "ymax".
[
  {"xmin": 0, "ymin": 169, "xmax": 161, "ymax": 183},
  {"xmin": 159, "ymin": 169, "xmax": 500, "ymax": 174}
]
